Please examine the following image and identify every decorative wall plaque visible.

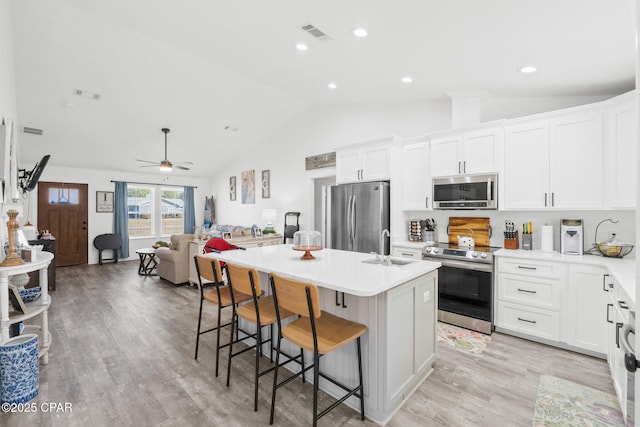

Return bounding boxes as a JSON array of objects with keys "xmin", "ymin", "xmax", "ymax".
[{"xmin": 305, "ymin": 152, "xmax": 336, "ymax": 170}]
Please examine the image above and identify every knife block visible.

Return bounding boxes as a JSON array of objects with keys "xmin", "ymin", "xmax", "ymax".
[{"xmin": 504, "ymin": 231, "xmax": 519, "ymax": 249}]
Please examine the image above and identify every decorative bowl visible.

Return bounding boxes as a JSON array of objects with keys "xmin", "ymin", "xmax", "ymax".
[
  {"xmin": 19, "ymin": 287, "xmax": 42, "ymax": 303},
  {"xmin": 596, "ymin": 242, "xmax": 634, "ymax": 258}
]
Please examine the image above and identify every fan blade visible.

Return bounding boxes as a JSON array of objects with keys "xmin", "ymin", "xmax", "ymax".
[
  {"xmin": 174, "ymin": 165, "xmax": 191, "ymax": 170},
  {"xmin": 139, "ymin": 164, "xmax": 160, "ymax": 168},
  {"xmin": 135, "ymin": 159, "xmax": 160, "ymax": 165},
  {"xmin": 174, "ymin": 161, "xmax": 194, "ymax": 165}
]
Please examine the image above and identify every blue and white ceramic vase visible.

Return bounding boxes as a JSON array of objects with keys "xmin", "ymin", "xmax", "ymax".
[{"xmin": 0, "ymin": 334, "xmax": 39, "ymax": 404}]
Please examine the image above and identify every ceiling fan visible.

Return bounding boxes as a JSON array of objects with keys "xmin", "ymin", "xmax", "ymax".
[{"xmin": 135, "ymin": 128, "xmax": 194, "ymax": 171}]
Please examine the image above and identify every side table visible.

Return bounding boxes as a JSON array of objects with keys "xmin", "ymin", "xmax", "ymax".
[{"xmin": 136, "ymin": 248, "xmax": 158, "ymax": 276}]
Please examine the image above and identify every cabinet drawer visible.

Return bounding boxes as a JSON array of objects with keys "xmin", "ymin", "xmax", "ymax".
[
  {"xmin": 497, "ymin": 302, "xmax": 560, "ymax": 341},
  {"xmin": 498, "ymin": 275, "xmax": 559, "ymax": 310},
  {"xmin": 392, "ymin": 247, "xmax": 423, "ymax": 259},
  {"xmin": 497, "ymin": 257, "xmax": 565, "ymax": 279}
]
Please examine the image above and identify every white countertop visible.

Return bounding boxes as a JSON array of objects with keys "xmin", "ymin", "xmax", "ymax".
[
  {"xmin": 207, "ymin": 244, "xmax": 440, "ymax": 297},
  {"xmin": 495, "ymin": 249, "xmax": 637, "ymax": 305}
]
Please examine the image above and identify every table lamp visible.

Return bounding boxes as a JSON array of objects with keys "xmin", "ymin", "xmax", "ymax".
[{"xmin": 262, "ymin": 209, "xmax": 277, "ymax": 233}]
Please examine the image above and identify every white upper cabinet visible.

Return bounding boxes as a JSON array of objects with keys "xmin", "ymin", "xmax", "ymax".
[
  {"xmin": 504, "ymin": 110, "xmax": 604, "ymax": 209},
  {"xmin": 549, "ymin": 112, "xmax": 604, "ymax": 209},
  {"xmin": 430, "ymin": 126, "xmax": 503, "ymax": 177},
  {"xmin": 607, "ymin": 100, "xmax": 637, "ymax": 209},
  {"xmin": 336, "ymin": 137, "xmax": 396, "ymax": 184},
  {"xmin": 401, "ymin": 137, "xmax": 431, "ymax": 210}
]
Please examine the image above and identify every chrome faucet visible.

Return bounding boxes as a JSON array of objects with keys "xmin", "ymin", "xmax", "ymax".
[{"xmin": 381, "ymin": 229, "xmax": 390, "ymax": 263}]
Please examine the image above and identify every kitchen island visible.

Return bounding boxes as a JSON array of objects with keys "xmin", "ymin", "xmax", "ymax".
[{"xmin": 207, "ymin": 244, "xmax": 440, "ymax": 425}]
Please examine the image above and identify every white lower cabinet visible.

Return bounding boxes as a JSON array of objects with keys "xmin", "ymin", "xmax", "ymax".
[
  {"xmin": 605, "ymin": 275, "xmax": 632, "ymax": 420},
  {"xmin": 495, "ymin": 257, "xmax": 565, "ymax": 342},
  {"xmin": 495, "ymin": 255, "xmax": 608, "ymax": 357},
  {"xmin": 564, "ymin": 264, "xmax": 608, "ymax": 354},
  {"xmin": 385, "ymin": 272, "xmax": 437, "ymax": 411}
]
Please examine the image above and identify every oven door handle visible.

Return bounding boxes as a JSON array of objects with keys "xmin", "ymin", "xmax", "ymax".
[{"xmin": 427, "ymin": 257, "xmax": 493, "ymax": 273}]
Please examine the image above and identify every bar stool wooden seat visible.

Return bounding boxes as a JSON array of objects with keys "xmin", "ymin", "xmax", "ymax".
[
  {"xmin": 269, "ymin": 273, "xmax": 367, "ymax": 426},
  {"xmin": 193, "ymin": 255, "xmax": 252, "ymax": 377},
  {"xmin": 225, "ymin": 263, "xmax": 297, "ymax": 412}
]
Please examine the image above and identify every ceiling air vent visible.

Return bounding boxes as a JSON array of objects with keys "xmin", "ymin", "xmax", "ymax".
[
  {"xmin": 301, "ymin": 23, "xmax": 331, "ymax": 40},
  {"xmin": 22, "ymin": 127, "xmax": 43, "ymax": 136},
  {"xmin": 73, "ymin": 88, "xmax": 101, "ymax": 100}
]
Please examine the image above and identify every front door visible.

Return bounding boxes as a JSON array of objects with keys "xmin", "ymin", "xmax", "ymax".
[{"xmin": 37, "ymin": 181, "xmax": 88, "ymax": 266}]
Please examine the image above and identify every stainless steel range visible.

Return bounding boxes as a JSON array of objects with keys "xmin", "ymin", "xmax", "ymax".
[{"xmin": 423, "ymin": 243, "xmax": 499, "ymax": 334}]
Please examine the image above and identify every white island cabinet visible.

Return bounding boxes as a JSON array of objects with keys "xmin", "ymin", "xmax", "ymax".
[
  {"xmin": 0, "ymin": 251, "xmax": 54, "ymax": 364},
  {"xmin": 208, "ymin": 244, "xmax": 440, "ymax": 425}
]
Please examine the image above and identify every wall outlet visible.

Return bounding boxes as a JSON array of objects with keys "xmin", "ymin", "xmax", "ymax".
[{"xmin": 423, "ymin": 290, "xmax": 431, "ymax": 303}]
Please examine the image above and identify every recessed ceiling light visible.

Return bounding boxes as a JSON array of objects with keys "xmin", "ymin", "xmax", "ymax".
[
  {"xmin": 518, "ymin": 65, "xmax": 537, "ymax": 74},
  {"xmin": 353, "ymin": 28, "xmax": 368, "ymax": 37},
  {"xmin": 401, "ymin": 76, "xmax": 413, "ymax": 84},
  {"xmin": 295, "ymin": 43, "xmax": 308, "ymax": 51},
  {"xmin": 328, "ymin": 82, "xmax": 337, "ymax": 90}
]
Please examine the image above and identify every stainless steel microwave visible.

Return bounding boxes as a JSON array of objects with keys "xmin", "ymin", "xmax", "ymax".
[{"xmin": 432, "ymin": 173, "xmax": 498, "ymax": 209}]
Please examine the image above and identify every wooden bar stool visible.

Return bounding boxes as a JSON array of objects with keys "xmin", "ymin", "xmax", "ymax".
[
  {"xmin": 269, "ymin": 273, "xmax": 367, "ymax": 426},
  {"xmin": 225, "ymin": 263, "xmax": 296, "ymax": 411},
  {"xmin": 193, "ymin": 255, "xmax": 251, "ymax": 377}
]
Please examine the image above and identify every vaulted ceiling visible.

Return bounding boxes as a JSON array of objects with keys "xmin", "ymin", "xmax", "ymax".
[{"xmin": 10, "ymin": 0, "xmax": 636, "ymax": 177}]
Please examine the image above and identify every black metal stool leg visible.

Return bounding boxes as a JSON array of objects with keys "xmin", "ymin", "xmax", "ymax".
[{"xmin": 194, "ymin": 297, "xmax": 204, "ymax": 359}]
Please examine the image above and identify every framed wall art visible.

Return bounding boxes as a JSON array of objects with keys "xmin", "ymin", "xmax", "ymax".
[
  {"xmin": 261, "ymin": 169, "xmax": 270, "ymax": 199},
  {"xmin": 96, "ymin": 191, "xmax": 114, "ymax": 213},
  {"xmin": 241, "ymin": 169, "xmax": 255, "ymax": 204},
  {"xmin": 229, "ymin": 176, "xmax": 236, "ymax": 201}
]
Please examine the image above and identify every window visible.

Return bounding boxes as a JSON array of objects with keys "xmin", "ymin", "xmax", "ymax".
[
  {"xmin": 128, "ymin": 185, "xmax": 153, "ymax": 237},
  {"xmin": 48, "ymin": 188, "xmax": 79, "ymax": 204},
  {"xmin": 160, "ymin": 187, "xmax": 184, "ymax": 235},
  {"xmin": 127, "ymin": 185, "xmax": 184, "ymax": 238}
]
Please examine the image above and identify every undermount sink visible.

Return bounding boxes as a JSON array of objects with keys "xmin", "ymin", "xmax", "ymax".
[{"xmin": 362, "ymin": 257, "xmax": 413, "ymax": 266}]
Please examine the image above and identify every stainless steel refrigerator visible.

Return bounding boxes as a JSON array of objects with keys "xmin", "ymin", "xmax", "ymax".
[{"xmin": 325, "ymin": 181, "xmax": 390, "ymax": 254}]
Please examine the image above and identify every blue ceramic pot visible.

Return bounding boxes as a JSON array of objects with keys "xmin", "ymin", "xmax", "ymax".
[{"xmin": 0, "ymin": 334, "xmax": 39, "ymax": 404}]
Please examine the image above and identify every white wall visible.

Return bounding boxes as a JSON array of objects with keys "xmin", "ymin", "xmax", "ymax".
[
  {"xmin": 210, "ymin": 94, "xmax": 632, "ymax": 242},
  {"xmin": 25, "ymin": 164, "xmax": 211, "ymax": 264},
  {"xmin": 0, "ymin": 0, "xmax": 17, "ymax": 119},
  {"xmin": 403, "ymin": 209, "xmax": 636, "ymax": 256}
]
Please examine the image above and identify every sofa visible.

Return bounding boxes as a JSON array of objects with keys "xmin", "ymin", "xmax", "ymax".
[{"xmin": 155, "ymin": 233, "xmax": 195, "ymax": 284}]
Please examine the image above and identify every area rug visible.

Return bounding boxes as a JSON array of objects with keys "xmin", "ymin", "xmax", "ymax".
[
  {"xmin": 436, "ymin": 322, "xmax": 491, "ymax": 354},
  {"xmin": 533, "ymin": 375, "xmax": 625, "ymax": 427}
]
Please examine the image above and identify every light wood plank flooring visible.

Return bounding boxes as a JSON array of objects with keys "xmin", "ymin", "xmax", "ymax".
[{"xmin": 4, "ymin": 261, "xmax": 614, "ymax": 426}]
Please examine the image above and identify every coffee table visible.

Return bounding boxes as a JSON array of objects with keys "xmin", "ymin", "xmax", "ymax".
[{"xmin": 136, "ymin": 248, "xmax": 158, "ymax": 276}]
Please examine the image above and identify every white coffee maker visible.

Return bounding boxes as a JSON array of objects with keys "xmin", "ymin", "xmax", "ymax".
[{"xmin": 560, "ymin": 218, "xmax": 584, "ymax": 255}]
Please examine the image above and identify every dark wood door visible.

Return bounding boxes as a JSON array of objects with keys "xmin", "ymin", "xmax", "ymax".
[{"xmin": 37, "ymin": 182, "xmax": 88, "ymax": 266}]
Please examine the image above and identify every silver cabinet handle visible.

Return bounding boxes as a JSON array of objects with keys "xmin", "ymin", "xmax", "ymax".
[
  {"xmin": 517, "ymin": 288, "xmax": 537, "ymax": 294},
  {"xmin": 517, "ymin": 266, "xmax": 537, "ymax": 270},
  {"xmin": 544, "ymin": 193, "xmax": 547, "ymax": 207},
  {"xmin": 606, "ymin": 303, "xmax": 613, "ymax": 324},
  {"xmin": 551, "ymin": 192, "xmax": 555, "ymax": 207},
  {"xmin": 400, "ymin": 252, "xmax": 415, "ymax": 257},
  {"xmin": 458, "ymin": 161, "xmax": 461, "ymax": 174},
  {"xmin": 425, "ymin": 197, "xmax": 428, "ymax": 208},
  {"xmin": 602, "ymin": 274, "xmax": 610, "ymax": 292},
  {"xmin": 518, "ymin": 317, "xmax": 537, "ymax": 324},
  {"xmin": 463, "ymin": 161, "xmax": 466, "ymax": 173}
]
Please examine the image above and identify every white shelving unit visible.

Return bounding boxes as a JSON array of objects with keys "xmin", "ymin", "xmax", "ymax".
[{"xmin": 0, "ymin": 251, "xmax": 53, "ymax": 364}]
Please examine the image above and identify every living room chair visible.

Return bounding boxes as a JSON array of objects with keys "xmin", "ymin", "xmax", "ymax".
[
  {"xmin": 193, "ymin": 255, "xmax": 252, "ymax": 377},
  {"xmin": 155, "ymin": 234, "xmax": 195, "ymax": 284},
  {"xmin": 224, "ymin": 263, "xmax": 295, "ymax": 411},
  {"xmin": 268, "ymin": 273, "xmax": 367, "ymax": 426}
]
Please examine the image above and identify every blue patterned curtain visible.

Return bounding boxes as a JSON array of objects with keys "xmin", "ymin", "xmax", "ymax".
[
  {"xmin": 183, "ymin": 186, "xmax": 196, "ymax": 234},
  {"xmin": 113, "ymin": 181, "xmax": 129, "ymax": 258}
]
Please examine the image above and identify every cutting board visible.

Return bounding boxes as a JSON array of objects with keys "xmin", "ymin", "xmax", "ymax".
[{"xmin": 447, "ymin": 217, "xmax": 491, "ymax": 247}]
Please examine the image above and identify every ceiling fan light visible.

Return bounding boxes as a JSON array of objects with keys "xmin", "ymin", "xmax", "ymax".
[{"xmin": 159, "ymin": 164, "xmax": 172, "ymax": 172}]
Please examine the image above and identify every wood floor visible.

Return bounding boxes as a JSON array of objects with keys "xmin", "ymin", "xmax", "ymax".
[{"xmin": 4, "ymin": 261, "xmax": 614, "ymax": 426}]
